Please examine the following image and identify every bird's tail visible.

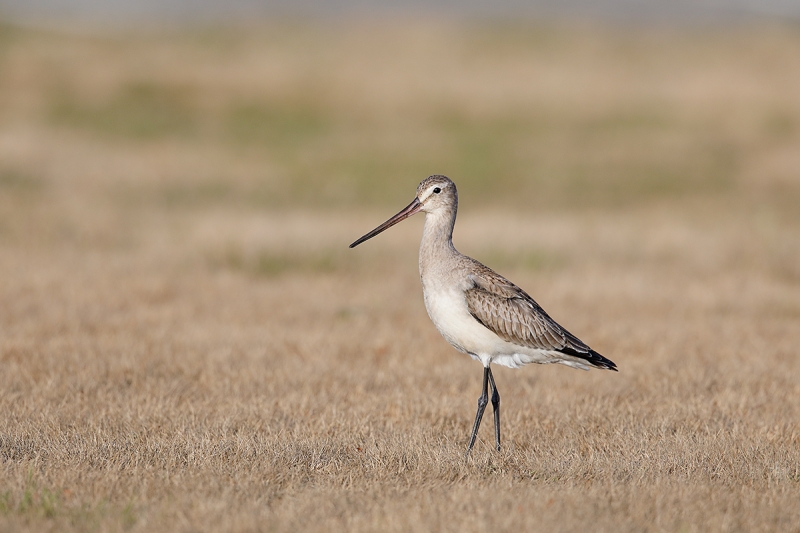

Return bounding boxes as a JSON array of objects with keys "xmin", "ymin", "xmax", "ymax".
[
  {"xmin": 584, "ymin": 349, "xmax": 617, "ymax": 371},
  {"xmin": 559, "ymin": 345, "xmax": 618, "ymax": 371}
]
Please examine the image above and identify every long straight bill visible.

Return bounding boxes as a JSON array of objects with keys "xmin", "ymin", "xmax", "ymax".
[{"xmin": 349, "ymin": 198, "xmax": 422, "ymax": 248}]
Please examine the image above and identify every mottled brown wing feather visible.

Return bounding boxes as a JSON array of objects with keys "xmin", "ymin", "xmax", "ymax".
[
  {"xmin": 464, "ymin": 261, "xmax": 617, "ymax": 370},
  {"xmin": 464, "ymin": 261, "xmax": 591, "ymax": 353}
]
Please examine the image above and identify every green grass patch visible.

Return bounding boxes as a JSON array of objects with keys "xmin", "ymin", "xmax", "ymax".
[
  {"xmin": 0, "ymin": 475, "xmax": 138, "ymax": 530},
  {"xmin": 0, "ymin": 169, "xmax": 44, "ymax": 198},
  {"xmin": 0, "ymin": 22, "xmax": 17, "ymax": 47},
  {"xmin": 103, "ymin": 100, "xmax": 740, "ymax": 212},
  {"xmin": 50, "ymin": 82, "xmax": 199, "ymax": 140},
  {"xmin": 32, "ymin": 25, "xmax": 793, "ymax": 214},
  {"xmin": 429, "ymin": 106, "xmax": 737, "ymax": 210},
  {"xmin": 763, "ymin": 109, "xmax": 797, "ymax": 141},
  {"xmin": 226, "ymin": 100, "xmax": 331, "ymax": 147},
  {"xmin": 556, "ymin": 142, "xmax": 737, "ymax": 207}
]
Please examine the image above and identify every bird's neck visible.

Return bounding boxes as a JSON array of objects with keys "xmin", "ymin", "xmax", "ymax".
[{"xmin": 419, "ymin": 205, "xmax": 458, "ymax": 277}]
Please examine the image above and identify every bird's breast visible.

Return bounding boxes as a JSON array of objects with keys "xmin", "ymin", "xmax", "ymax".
[{"xmin": 421, "ymin": 275, "xmax": 503, "ymax": 358}]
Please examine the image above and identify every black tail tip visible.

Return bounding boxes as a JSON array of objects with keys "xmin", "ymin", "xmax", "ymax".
[
  {"xmin": 594, "ymin": 351, "xmax": 618, "ymax": 372},
  {"xmin": 559, "ymin": 345, "xmax": 618, "ymax": 371}
]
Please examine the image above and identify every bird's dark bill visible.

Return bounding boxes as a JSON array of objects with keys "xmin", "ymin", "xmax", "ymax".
[{"xmin": 349, "ymin": 198, "xmax": 422, "ymax": 248}]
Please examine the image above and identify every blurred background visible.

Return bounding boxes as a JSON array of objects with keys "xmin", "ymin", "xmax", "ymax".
[
  {"xmin": 1, "ymin": 1, "xmax": 799, "ymax": 265},
  {"xmin": 3, "ymin": 0, "xmax": 800, "ymax": 22},
  {"xmin": 1, "ymin": 1, "xmax": 799, "ymax": 342},
  {"xmin": 1, "ymin": 0, "xmax": 799, "ymax": 250},
  {"xmin": 2, "ymin": 2, "xmax": 800, "ymax": 531},
  {"xmin": 2, "ymin": 0, "xmax": 800, "ymax": 359}
]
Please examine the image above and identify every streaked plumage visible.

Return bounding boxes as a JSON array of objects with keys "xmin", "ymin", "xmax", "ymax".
[
  {"xmin": 464, "ymin": 262, "xmax": 615, "ymax": 371},
  {"xmin": 350, "ymin": 175, "xmax": 616, "ymax": 452}
]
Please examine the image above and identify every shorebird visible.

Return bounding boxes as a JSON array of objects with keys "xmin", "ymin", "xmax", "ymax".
[{"xmin": 349, "ymin": 175, "xmax": 616, "ymax": 452}]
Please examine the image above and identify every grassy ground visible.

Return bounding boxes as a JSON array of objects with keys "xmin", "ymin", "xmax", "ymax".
[{"xmin": 1, "ymin": 18, "xmax": 800, "ymax": 532}]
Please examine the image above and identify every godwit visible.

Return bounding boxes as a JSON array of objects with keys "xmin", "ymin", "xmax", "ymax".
[{"xmin": 350, "ymin": 176, "xmax": 617, "ymax": 452}]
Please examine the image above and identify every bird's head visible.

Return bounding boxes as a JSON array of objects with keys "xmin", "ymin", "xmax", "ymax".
[
  {"xmin": 349, "ymin": 175, "xmax": 457, "ymax": 248},
  {"xmin": 415, "ymin": 175, "xmax": 457, "ymax": 214}
]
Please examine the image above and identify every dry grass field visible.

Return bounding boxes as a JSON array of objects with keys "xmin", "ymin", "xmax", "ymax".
[{"xmin": 1, "ymin": 18, "xmax": 800, "ymax": 532}]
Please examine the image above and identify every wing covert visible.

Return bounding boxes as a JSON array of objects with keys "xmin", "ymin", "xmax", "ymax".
[{"xmin": 464, "ymin": 263, "xmax": 592, "ymax": 354}]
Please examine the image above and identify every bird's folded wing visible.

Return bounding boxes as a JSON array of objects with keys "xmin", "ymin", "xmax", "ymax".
[{"xmin": 465, "ymin": 267, "xmax": 591, "ymax": 353}]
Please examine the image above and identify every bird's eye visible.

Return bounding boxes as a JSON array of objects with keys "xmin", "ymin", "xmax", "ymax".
[{"xmin": 433, "ymin": 187, "xmax": 441, "ymax": 194}]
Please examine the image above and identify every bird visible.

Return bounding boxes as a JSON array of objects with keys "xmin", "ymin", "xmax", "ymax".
[{"xmin": 349, "ymin": 175, "xmax": 616, "ymax": 452}]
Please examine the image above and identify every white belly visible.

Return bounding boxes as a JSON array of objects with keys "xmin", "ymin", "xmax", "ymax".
[{"xmin": 422, "ymin": 283, "xmax": 495, "ymax": 356}]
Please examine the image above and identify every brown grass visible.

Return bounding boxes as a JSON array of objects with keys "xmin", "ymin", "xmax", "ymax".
[{"xmin": 1, "ymin": 18, "xmax": 800, "ymax": 532}]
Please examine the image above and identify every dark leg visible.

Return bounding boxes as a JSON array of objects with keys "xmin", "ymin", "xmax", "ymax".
[
  {"xmin": 467, "ymin": 367, "xmax": 490, "ymax": 453},
  {"xmin": 488, "ymin": 367, "xmax": 500, "ymax": 451}
]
